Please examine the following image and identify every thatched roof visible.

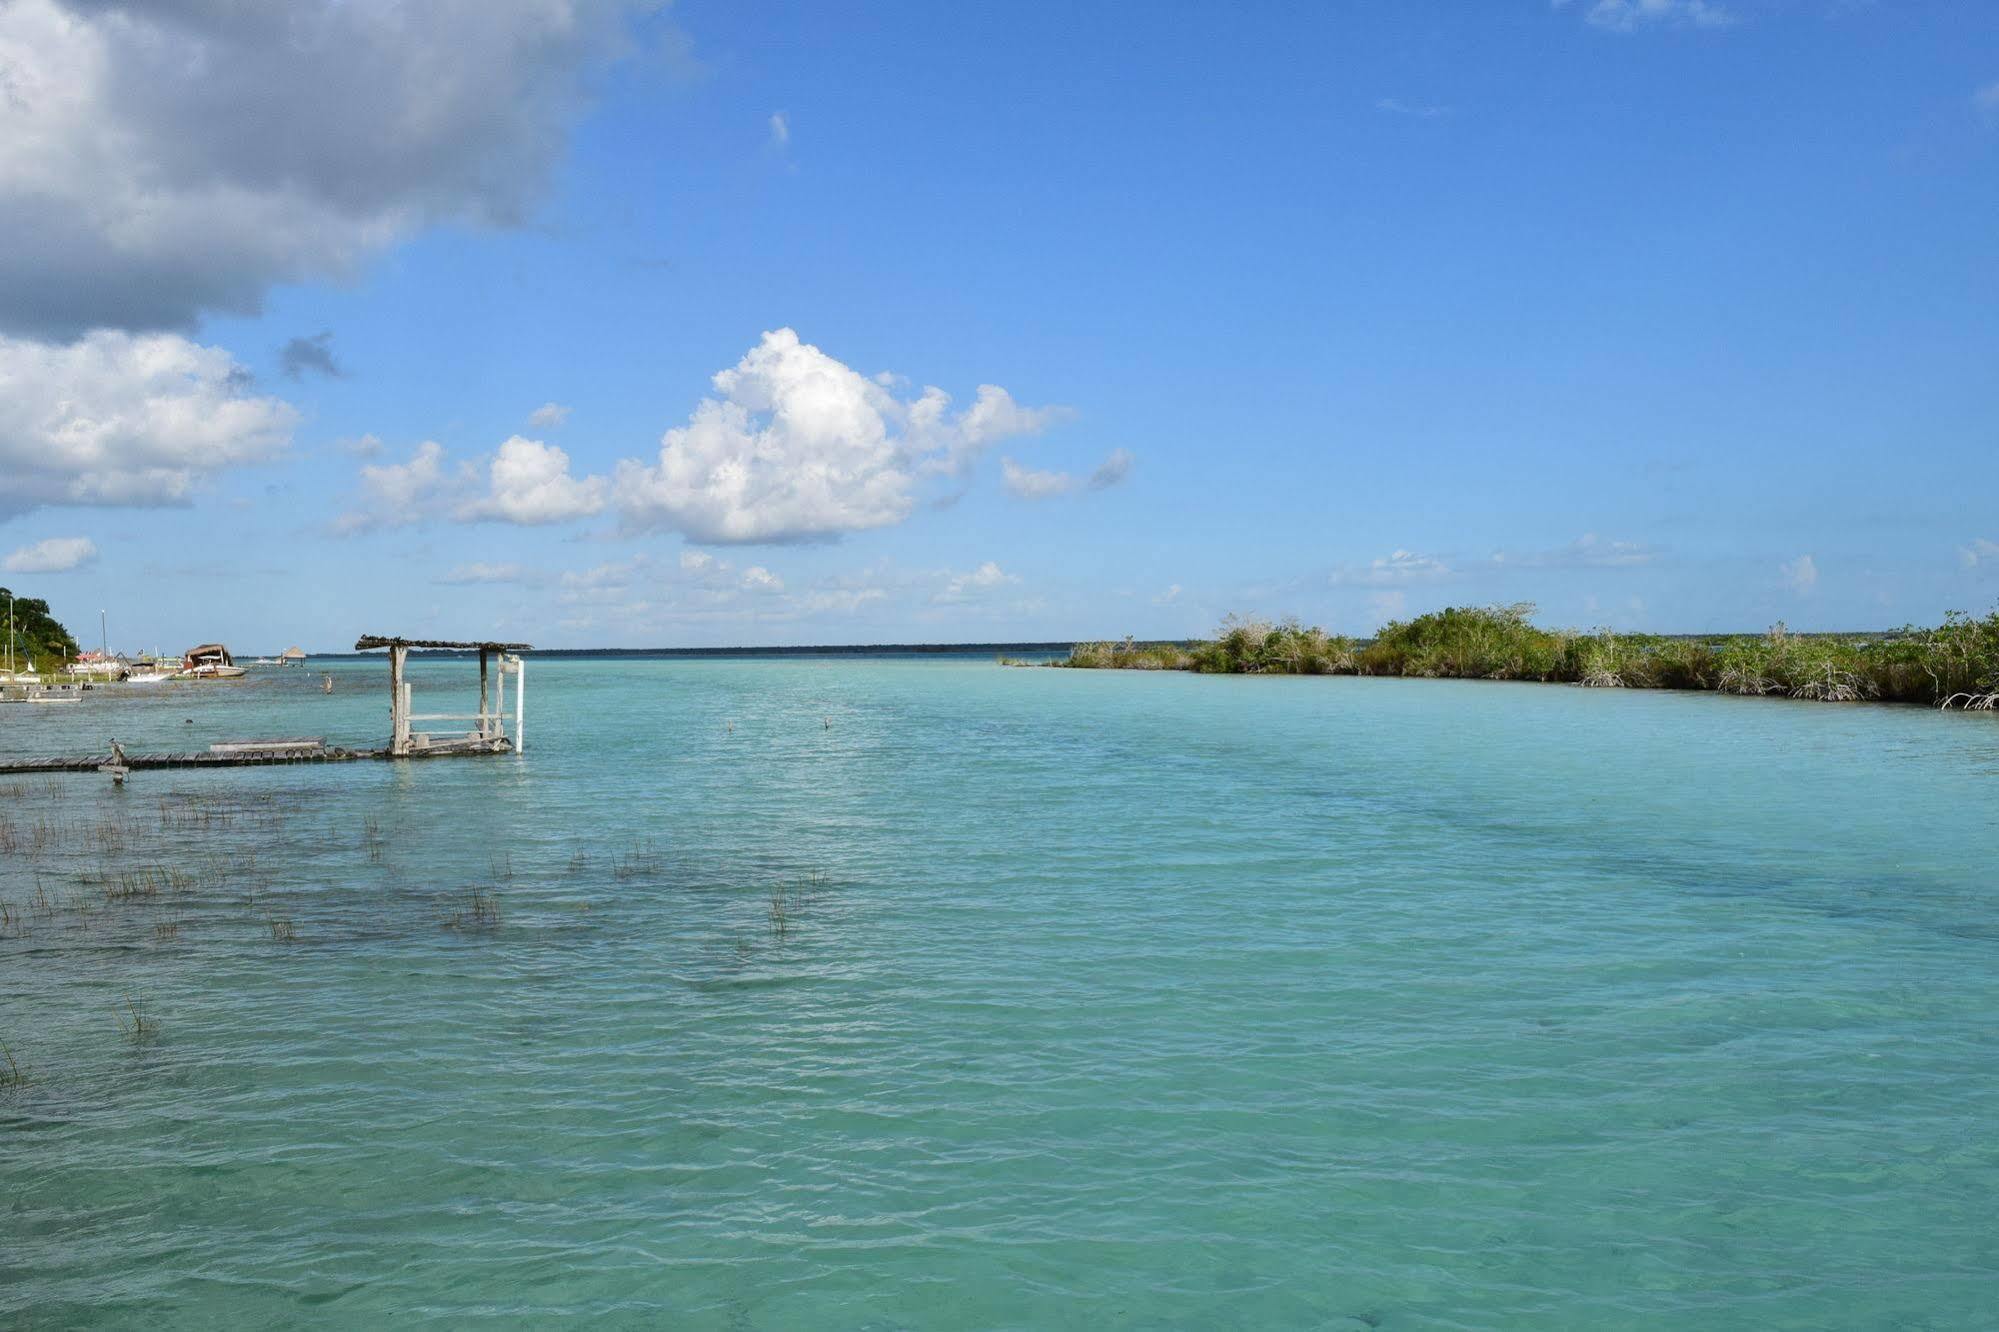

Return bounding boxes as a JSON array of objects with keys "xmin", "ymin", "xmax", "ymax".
[{"xmin": 280, "ymin": 646, "xmax": 307, "ymax": 659}]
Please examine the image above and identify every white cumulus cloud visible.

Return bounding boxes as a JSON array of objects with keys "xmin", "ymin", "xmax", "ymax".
[
  {"xmin": 3, "ymin": 535, "xmax": 98, "ymax": 573},
  {"xmin": 459, "ymin": 436, "xmax": 607, "ymax": 525},
  {"xmin": 0, "ymin": 330, "xmax": 296, "ymax": 517},
  {"xmin": 0, "ymin": 0, "xmax": 641, "ymax": 340},
  {"xmin": 615, "ymin": 328, "xmax": 1063, "ymax": 543},
  {"xmin": 335, "ymin": 440, "xmax": 455, "ymax": 533}
]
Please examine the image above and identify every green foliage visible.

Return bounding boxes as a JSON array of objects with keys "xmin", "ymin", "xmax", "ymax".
[
  {"xmin": 1357, "ymin": 603, "xmax": 1568, "ymax": 680},
  {"xmin": 1200, "ymin": 616, "xmax": 1356, "ymax": 675},
  {"xmin": 1064, "ymin": 637, "xmax": 1193, "ymax": 671},
  {"xmin": 1060, "ymin": 618, "xmax": 1355, "ymax": 676},
  {"xmin": 1056, "ymin": 603, "xmax": 1999, "ymax": 708},
  {"xmin": 0, "ymin": 586, "xmax": 78, "ymax": 672}
]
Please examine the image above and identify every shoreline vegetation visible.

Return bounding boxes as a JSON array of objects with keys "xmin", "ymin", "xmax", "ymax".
[
  {"xmin": 1042, "ymin": 605, "xmax": 1999, "ymax": 710},
  {"xmin": 0, "ymin": 588, "xmax": 79, "ymax": 676}
]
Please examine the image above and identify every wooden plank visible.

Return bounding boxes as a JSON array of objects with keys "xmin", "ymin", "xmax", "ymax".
[{"xmin": 208, "ymin": 738, "xmax": 326, "ymax": 756}]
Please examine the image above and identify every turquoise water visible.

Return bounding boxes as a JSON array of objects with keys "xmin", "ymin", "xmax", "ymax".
[{"xmin": 3, "ymin": 657, "xmax": 1998, "ymax": 1328}]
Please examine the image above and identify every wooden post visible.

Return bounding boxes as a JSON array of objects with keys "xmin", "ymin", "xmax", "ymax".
[
  {"xmin": 494, "ymin": 659, "xmax": 507, "ymax": 743},
  {"xmin": 478, "ymin": 648, "xmax": 490, "ymax": 736},
  {"xmin": 514, "ymin": 655, "xmax": 526, "ymax": 754},
  {"xmin": 389, "ymin": 644, "xmax": 409, "ymax": 756}
]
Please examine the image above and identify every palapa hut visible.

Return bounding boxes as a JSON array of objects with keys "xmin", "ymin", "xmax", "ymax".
[
  {"xmin": 353, "ymin": 635, "xmax": 531, "ymax": 757},
  {"xmin": 279, "ymin": 646, "xmax": 307, "ymax": 665}
]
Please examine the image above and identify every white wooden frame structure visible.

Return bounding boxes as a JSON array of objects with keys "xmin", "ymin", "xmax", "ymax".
[{"xmin": 353, "ymin": 635, "xmax": 532, "ymax": 758}]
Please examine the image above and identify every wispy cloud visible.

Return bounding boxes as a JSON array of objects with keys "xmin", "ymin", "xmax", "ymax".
[
  {"xmin": 1368, "ymin": 590, "xmax": 1408, "ymax": 625},
  {"xmin": 1330, "ymin": 549, "xmax": 1454, "ymax": 587},
  {"xmin": 1555, "ymin": 0, "xmax": 1735, "ymax": 32},
  {"xmin": 1781, "ymin": 553, "xmax": 1818, "ymax": 594},
  {"xmin": 435, "ymin": 562, "xmax": 533, "ymax": 585},
  {"xmin": 933, "ymin": 561, "xmax": 1019, "ymax": 604},
  {"xmin": 528, "ymin": 402, "xmax": 571, "ymax": 429},
  {"xmin": 280, "ymin": 331, "xmax": 344, "ymax": 380},
  {"xmin": 768, "ymin": 111, "xmax": 790, "ymax": 149},
  {"xmin": 3, "ymin": 536, "xmax": 98, "ymax": 574},
  {"xmin": 1004, "ymin": 449, "xmax": 1134, "ymax": 500},
  {"xmin": 1374, "ymin": 98, "xmax": 1450, "ymax": 119},
  {"xmin": 1491, "ymin": 534, "xmax": 1662, "ymax": 569},
  {"xmin": 1959, "ymin": 537, "xmax": 1999, "ymax": 569},
  {"xmin": 1088, "ymin": 448, "xmax": 1134, "ymax": 490}
]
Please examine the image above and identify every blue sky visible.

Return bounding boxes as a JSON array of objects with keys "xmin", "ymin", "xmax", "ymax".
[{"xmin": 1, "ymin": 0, "xmax": 1996, "ymax": 651}]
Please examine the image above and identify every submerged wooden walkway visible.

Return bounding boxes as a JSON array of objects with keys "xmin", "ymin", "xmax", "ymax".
[{"xmin": 0, "ymin": 746, "xmax": 387, "ymax": 774}]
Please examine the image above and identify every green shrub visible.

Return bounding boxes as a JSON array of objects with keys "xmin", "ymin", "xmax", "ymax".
[
  {"xmin": 1055, "ymin": 605, "xmax": 1999, "ymax": 706},
  {"xmin": 1359, "ymin": 603, "xmax": 1568, "ymax": 680}
]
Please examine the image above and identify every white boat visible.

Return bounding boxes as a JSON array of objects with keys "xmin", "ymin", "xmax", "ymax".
[
  {"xmin": 179, "ymin": 664, "xmax": 248, "ymax": 680},
  {"xmin": 69, "ymin": 652, "xmax": 128, "ymax": 680},
  {"xmin": 179, "ymin": 643, "xmax": 248, "ymax": 680},
  {"xmin": 124, "ymin": 668, "xmax": 174, "ymax": 684}
]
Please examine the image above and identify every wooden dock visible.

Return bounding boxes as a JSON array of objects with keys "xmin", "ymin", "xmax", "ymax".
[{"xmin": 0, "ymin": 631, "xmax": 531, "ymax": 780}]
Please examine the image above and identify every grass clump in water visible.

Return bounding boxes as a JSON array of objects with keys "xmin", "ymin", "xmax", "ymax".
[
  {"xmin": 445, "ymin": 889, "xmax": 501, "ymax": 932},
  {"xmin": 117, "ymin": 996, "xmax": 159, "ymax": 1043}
]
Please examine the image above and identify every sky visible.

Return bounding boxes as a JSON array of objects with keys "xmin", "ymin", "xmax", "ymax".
[{"xmin": 1, "ymin": 0, "xmax": 1996, "ymax": 652}]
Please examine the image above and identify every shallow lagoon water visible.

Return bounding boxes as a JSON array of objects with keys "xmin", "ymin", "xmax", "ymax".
[{"xmin": 3, "ymin": 657, "xmax": 1997, "ymax": 1327}]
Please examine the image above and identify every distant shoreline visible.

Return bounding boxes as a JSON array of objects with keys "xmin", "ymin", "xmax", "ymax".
[
  {"xmin": 290, "ymin": 642, "xmax": 1083, "ymax": 661},
  {"xmin": 270, "ymin": 629, "xmax": 1911, "ymax": 661},
  {"xmin": 1041, "ymin": 608, "xmax": 1999, "ymax": 711}
]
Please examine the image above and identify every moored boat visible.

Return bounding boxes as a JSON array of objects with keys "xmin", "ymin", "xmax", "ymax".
[
  {"xmin": 70, "ymin": 654, "xmax": 127, "ymax": 681},
  {"xmin": 179, "ymin": 643, "xmax": 248, "ymax": 679}
]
